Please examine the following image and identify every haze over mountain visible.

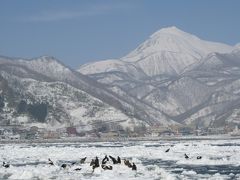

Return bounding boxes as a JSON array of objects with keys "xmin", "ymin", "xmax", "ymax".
[{"xmin": 0, "ymin": 26, "xmax": 240, "ymax": 133}]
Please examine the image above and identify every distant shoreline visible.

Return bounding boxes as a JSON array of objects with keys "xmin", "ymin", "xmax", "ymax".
[{"xmin": 1, "ymin": 135, "xmax": 240, "ymax": 144}]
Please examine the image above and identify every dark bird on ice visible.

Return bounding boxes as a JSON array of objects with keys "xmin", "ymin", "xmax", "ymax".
[
  {"xmin": 3, "ymin": 162, "xmax": 10, "ymax": 168},
  {"xmin": 102, "ymin": 164, "xmax": 113, "ymax": 170},
  {"xmin": 74, "ymin": 168, "xmax": 82, "ymax": 171},
  {"xmin": 90, "ymin": 159, "xmax": 95, "ymax": 166},
  {"xmin": 117, "ymin": 156, "xmax": 121, "ymax": 164},
  {"xmin": 197, "ymin": 156, "xmax": 202, "ymax": 159},
  {"xmin": 184, "ymin": 153, "xmax": 189, "ymax": 159},
  {"xmin": 109, "ymin": 156, "xmax": 117, "ymax": 164},
  {"xmin": 80, "ymin": 157, "xmax": 87, "ymax": 164},
  {"xmin": 132, "ymin": 163, "xmax": 137, "ymax": 171},
  {"xmin": 91, "ymin": 157, "xmax": 100, "ymax": 172},
  {"xmin": 124, "ymin": 159, "xmax": 133, "ymax": 168},
  {"xmin": 61, "ymin": 164, "xmax": 68, "ymax": 169},
  {"xmin": 48, "ymin": 158, "xmax": 54, "ymax": 166},
  {"xmin": 102, "ymin": 155, "xmax": 109, "ymax": 165},
  {"xmin": 94, "ymin": 157, "xmax": 100, "ymax": 168}
]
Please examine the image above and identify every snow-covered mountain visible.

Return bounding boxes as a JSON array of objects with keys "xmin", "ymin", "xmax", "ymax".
[
  {"xmin": 78, "ymin": 27, "xmax": 240, "ymax": 129},
  {"xmin": 0, "ymin": 55, "xmax": 178, "ymax": 131},
  {"xmin": 79, "ymin": 26, "xmax": 233, "ymax": 77}
]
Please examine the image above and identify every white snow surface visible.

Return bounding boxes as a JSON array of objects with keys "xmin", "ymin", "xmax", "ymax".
[{"xmin": 0, "ymin": 139, "xmax": 240, "ymax": 179}]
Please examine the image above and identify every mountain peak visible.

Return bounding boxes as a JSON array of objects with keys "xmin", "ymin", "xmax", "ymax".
[{"xmin": 150, "ymin": 26, "xmax": 194, "ymax": 39}]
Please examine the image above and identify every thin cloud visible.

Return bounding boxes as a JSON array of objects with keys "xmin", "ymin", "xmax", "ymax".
[{"xmin": 21, "ymin": 3, "xmax": 133, "ymax": 22}]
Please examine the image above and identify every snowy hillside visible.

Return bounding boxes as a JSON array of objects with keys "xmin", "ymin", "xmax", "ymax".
[
  {"xmin": 0, "ymin": 56, "xmax": 177, "ymax": 132},
  {"xmin": 1, "ymin": 72, "xmax": 140, "ymax": 130}
]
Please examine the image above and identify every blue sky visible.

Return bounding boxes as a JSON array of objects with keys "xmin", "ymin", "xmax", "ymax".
[{"xmin": 0, "ymin": 0, "xmax": 240, "ymax": 68}]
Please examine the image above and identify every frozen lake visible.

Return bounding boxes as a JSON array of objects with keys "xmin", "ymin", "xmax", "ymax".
[{"xmin": 0, "ymin": 139, "xmax": 240, "ymax": 179}]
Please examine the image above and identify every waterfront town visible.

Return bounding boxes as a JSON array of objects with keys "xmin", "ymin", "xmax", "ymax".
[{"xmin": 0, "ymin": 123, "xmax": 239, "ymax": 141}]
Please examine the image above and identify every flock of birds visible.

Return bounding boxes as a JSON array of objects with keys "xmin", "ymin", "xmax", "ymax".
[
  {"xmin": 2, "ymin": 147, "xmax": 202, "ymax": 172},
  {"xmin": 2, "ymin": 155, "xmax": 137, "ymax": 173},
  {"xmin": 48, "ymin": 155, "xmax": 137, "ymax": 172}
]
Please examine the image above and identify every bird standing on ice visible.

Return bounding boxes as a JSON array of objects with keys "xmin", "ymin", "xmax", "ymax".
[
  {"xmin": 197, "ymin": 156, "xmax": 202, "ymax": 159},
  {"xmin": 48, "ymin": 158, "xmax": 54, "ymax": 166},
  {"xmin": 132, "ymin": 163, "xmax": 137, "ymax": 171},
  {"xmin": 102, "ymin": 155, "xmax": 109, "ymax": 165},
  {"xmin": 80, "ymin": 157, "xmax": 87, "ymax": 164},
  {"xmin": 3, "ymin": 162, "xmax": 10, "ymax": 168},
  {"xmin": 117, "ymin": 156, "xmax": 121, "ymax": 164}
]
